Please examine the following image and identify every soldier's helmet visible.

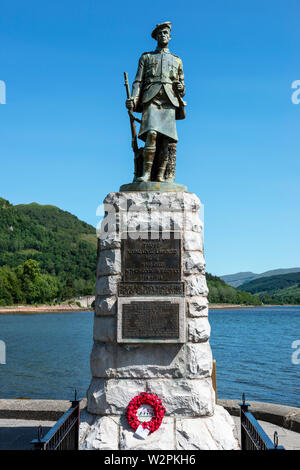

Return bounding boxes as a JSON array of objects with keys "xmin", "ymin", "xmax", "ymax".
[{"xmin": 151, "ymin": 22, "xmax": 172, "ymax": 39}]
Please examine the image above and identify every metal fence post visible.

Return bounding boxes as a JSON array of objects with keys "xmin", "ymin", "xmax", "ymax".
[
  {"xmin": 238, "ymin": 393, "xmax": 250, "ymax": 450},
  {"xmin": 32, "ymin": 425, "xmax": 46, "ymax": 450},
  {"xmin": 71, "ymin": 389, "xmax": 80, "ymax": 450}
]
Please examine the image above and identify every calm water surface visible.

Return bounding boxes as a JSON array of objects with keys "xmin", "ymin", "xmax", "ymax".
[{"xmin": 0, "ymin": 307, "xmax": 299, "ymax": 406}]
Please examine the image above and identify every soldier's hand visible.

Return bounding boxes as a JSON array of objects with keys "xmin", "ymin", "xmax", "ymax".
[
  {"xmin": 126, "ymin": 98, "xmax": 135, "ymax": 110},
  {"xmin": 175, "ymin": 82, "xmax": 184, "ymax": 93}
]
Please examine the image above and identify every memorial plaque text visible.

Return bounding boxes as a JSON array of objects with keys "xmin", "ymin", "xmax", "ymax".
[
  {"xmin": 122, "ymin": 301, "xmax": 180, "ymax": 339},
  {"xmin": 119, "ymin": 232, "xmax": 183, "ymax": 296}
]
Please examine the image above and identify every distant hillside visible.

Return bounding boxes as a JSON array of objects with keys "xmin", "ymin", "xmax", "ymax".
[
  {"xmin": 221, "ymin": 268, "xmax": 300, "ymax": 288},
  {"xmin": 239, "ymin": 272, "xmax": 300, "ymax": 305},
  {"xmin": 206, "ymin": 273, "xmax": 262, "ymax": 306},
  {"xmin": 0, "ymin": 198, "xmax": 97, "ymax": 301},
  {"xmin": 220, "ymin": 271, "xmax": 257, "ymax": 288}
]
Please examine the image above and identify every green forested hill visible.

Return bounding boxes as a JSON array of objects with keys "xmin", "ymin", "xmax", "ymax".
[
  {"xmin": 0, "ymin": 196, "xmax": 269, "ymax": 307},
  {"xmin": 206, "ymin": 273, "xmax": 262, "ymax": 305},
  {"xmin": 239, "ymin": 272, "xmax": 300, "ymax": 304},
  {"xmin": 0, "ymin": 198, "xmax": 97, "ymax": 303}
]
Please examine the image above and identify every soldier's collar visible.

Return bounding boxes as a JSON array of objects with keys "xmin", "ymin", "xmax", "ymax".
[{"xmin": 155, "ymin": 46, "xmax": 170, "ymax": 53}]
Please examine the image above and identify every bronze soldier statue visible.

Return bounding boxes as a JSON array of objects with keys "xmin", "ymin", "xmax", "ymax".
[{"xmin": 125, "ymin": 22, "xmax": 186, "ymax": 184}]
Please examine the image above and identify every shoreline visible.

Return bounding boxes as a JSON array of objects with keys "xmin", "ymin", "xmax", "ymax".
[
  {"xmin": 0, "ymin": 304, "xmax": 90, "ymax": 314},
  {"xmin": 209, "ymin": 303, "xmax": 300, "ymax": 309},
  {"xmin": 0, "ymin": 303, "xmax": 299, "ymax": 314}
]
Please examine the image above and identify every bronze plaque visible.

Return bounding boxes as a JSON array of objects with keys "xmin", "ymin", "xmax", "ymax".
[
  {"xmin": 122, "ymin": 301, "xmax": 179, "ymax": 339},
  {"xmin": 122, "ymin": 232, "xmax": 181, "ymax": 282},
  {"xmin": 119, "ymin": 232, "xmax": 183, "ymax": 296}
]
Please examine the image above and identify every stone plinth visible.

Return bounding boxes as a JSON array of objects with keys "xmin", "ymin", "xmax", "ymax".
[{"xmin": 80, "ymin": 191, "xmax": 239, "ymax": 450}]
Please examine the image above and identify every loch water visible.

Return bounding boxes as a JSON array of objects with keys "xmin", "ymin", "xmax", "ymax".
[{"xmin": 0, "ymin": 306, "xmax": 299, "ymax": 407}]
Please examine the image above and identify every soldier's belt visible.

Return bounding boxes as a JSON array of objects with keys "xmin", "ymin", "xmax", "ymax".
[{"xmin": 145, "ymin": 80, "xmax": 173, "ymax": 85}]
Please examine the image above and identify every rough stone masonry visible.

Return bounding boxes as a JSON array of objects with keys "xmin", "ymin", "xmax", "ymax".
[{"xmin": 80, "ymin": 191, "xmax": 239, "ymax": 450}]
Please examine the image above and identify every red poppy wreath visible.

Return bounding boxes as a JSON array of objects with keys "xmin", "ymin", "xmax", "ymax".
[{"xmin": 126, "ymin": 392, "xmax": 165, "ymax": 434}]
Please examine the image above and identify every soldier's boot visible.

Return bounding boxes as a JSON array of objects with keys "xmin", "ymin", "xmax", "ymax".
[
  {"xmin": 164, "ymin": 143, "xmax": 176, "ymax": 183},
  {"xmin": 136, "ymin": 147, "xmax": 155, "ymax": 182},
  {"xmin": 136, "ymin": 130, "xmax": 157, "ymax": 182},
  {"xmin": 156, "ymin": 154, "xmax": 168, "ymax": 182}
]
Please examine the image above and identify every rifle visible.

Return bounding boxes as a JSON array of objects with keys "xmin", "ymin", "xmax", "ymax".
[{"xmin": 124, "ymin": 72, "xmax": 141, "ymax": 154}]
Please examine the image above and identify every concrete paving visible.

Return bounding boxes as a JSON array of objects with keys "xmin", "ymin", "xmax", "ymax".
[
  {"xmin": 0, "ymin": 419, "xmax": 56, "ymax": 450},
  {"xmin": 231, "ymin": 416, "xmax": 300, "ymax": 450}
]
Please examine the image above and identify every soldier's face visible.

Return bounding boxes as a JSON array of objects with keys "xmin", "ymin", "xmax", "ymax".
[{"xmin": 157, "ymin": 28, "xmax": 170, "ymax": 47}]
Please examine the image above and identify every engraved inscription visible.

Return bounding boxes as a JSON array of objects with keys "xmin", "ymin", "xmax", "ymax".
[
  {"xmin": 122, "ymin": 232, "xmax": 181, "ymax": 283},
  {"xmin": 118, "ymin": 282, "xmax": 184, "ymax": 296},
  {"xmin": 122, "ymin": 301, "xmax": 179, "ymax": 339}
]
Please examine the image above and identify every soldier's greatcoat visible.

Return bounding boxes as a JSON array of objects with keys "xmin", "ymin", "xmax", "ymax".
[{"xmin": 131, "ymin": 46, "xmax": 185, "ymax": 142}]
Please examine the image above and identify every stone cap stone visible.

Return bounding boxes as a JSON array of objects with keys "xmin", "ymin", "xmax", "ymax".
[{"xmin": 102, "ymin": 191, "xmax": 202, "ymax": 212}]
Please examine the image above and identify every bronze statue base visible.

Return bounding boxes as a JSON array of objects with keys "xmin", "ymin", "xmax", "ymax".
[{"xmin": 119, "ymin": 181, "xmax": 188, "ymax": 192}]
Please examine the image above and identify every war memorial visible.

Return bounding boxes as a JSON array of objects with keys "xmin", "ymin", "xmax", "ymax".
[{"xmin": 79, "ymin": 22, "xmax": 239, "ymax": 450}]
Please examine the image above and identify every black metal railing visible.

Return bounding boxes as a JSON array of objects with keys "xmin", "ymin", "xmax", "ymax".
[
  {"xmin": 32, "ymin": 391, "xmax": 80, "ymax": 450},
  {"xmin": 239, "ymin": 394, "xmax": 284, "ymax": 450}
]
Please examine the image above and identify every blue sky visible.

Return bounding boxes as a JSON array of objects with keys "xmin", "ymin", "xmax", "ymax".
[{"xmin": 0, "ymin": 0, "xmax": 299, "ymax": 276}]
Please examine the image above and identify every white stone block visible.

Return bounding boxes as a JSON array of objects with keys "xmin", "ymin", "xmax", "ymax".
[
  {"xmin": 183, "ymin": 251, "xmax": 205, "ymax": 274},
  {"xmin": 188, "ymin": 318, "xmax": 211, "ymax": 342},
  {"xmin": 90, "ymin": 342, "xmax": 116, "ymax": 377},
  {"xmin": 96, "ymin": 275, "xmax": 120, "ymax": 296},
  {"xmin": 90, "ymin": 341, "xmax": 213, "ymax": 380},
  {"xmin": 120, "ymin": 416, "xmax": 175, "ymax": 450},
  {"xmin": 176, "ymin": 406, "xmax": 239, "ymax": 450},
  {"xmin": 185, "ymin": 343, "xmax": 213, "ymax": 378},
  {"xmin": 95, "ymin": 295, "xmax": 117, "ymax": 316},
  {"xmin": 97, "ymin": 249, "xmax": 121, "ymax": 276},
  {"xmin": 185, "ymin": 275, "xmax": 208, "ymax": 296},
  {"xmin": 114, "ymin": 343, "xmax": 186, "ymax": 378},
  {"xmin": 80, "ymin": 415, "xmax": 120, "ymax": 450},
  {"xmin": 177, "ymin": 417, "xmax": 218, "ymax": 450},
  {"xmin": 87, "ymin": 378, "xmax": 107, "ymax": 414},
  {"xmin": 93, "ymin": 316, "xmax": 116, "ymax": 342},
  {"xmin": 187, "ymin": 296, "xmax": 208, "ymax": 317},
  {"xmin": 104, "ymin": 379, "xmax": 146, "ymax": 414},
  {"xmin": 120, "ymin": 209, "xmax": 203, "ymax": 234},
  {"xmin": 98, "ymin": 209, "xmax": 120, "ymax": 234},
  {"xmin": 87, "ymin": 378, "xmax": 146, "ymax": 415},
  {"xmin": 203, "ymin": 405, "xmax": 240, "ymax": 450},
  {"xmin": 79, "ymin": 408, "xmax": 95, "ymax": 446},
  {"xmin": 183, "ymin": 231, "xmax": 203, "ymax": 251},
  {"xmin": 184, "ymin": 211, "xmax": 203, "ymax": 232},
  {"xmin": 121, "ymin": 211, "xmax": 185, "ymax": 233},
  {"xmin": 146, "ymin": 378, "xmax": 215, "ymax": 416},
  {"xmin": 98, "ymin": 232, "xmax": 121, "ymax": 250},
  {"xmin": 182, "ymin": 192, "xmax": 201, "ymax": 212}
]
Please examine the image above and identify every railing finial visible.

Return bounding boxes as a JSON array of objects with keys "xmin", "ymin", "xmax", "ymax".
[
  {"xmin": 273, "ymin": 431, "xmax": 278, "ymax": 449},
  {"xmin": 37, "ymin": 425, "xmax": 43, "ymax": 442}
]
